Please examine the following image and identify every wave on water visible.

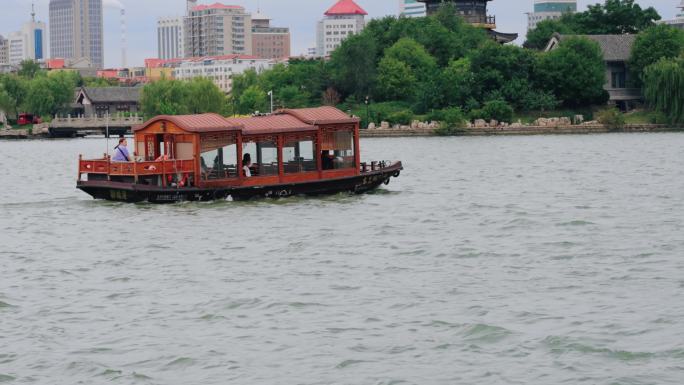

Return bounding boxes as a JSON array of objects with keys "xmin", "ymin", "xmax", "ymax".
[
  {"xmin": 0, "ymin": 374, "xmax": 16, "ymax": 383},
  {"xmin": 544, "ymin": 336, "xmax": 656, "ymax": 361}
]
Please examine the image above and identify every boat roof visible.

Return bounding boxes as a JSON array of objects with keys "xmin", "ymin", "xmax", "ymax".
[
  {"xmin": 134, "ymin": 113, "xmax": 242, "ymax": 133},
  {"xmin": 282, "ymin": 106, "xmax": 360, "ymax": 125},
  {"xmin": 225, "ymin": 114, "xmax": 316, "ymax": 136},
  {"xmin": 134, "ymin": 107, "xmax": 358, "ymax": 134}
]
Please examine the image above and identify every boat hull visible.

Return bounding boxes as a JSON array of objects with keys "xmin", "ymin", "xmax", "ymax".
[{"xmin": 77, "ymin": 162, "xmax": 403, "ymax": 203}]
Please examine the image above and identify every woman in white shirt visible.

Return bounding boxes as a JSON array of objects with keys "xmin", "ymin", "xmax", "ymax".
[{"xmin": 242, "ymin": 153, "xmax": 252, "ymax": 177}]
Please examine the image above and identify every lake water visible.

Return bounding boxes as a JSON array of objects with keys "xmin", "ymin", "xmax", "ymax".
[{"xmin": 1, "ymin": 134, "xmax": 683, "ymax": 385}]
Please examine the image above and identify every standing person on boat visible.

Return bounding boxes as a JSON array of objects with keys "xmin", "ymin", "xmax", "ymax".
[
  {"xmin": 112, "ymin": 138, "xmax": 132, "ymax": 162},
  {"xmin": 242, "ymin": 153, "xmax": 252, "ymax": 177}
]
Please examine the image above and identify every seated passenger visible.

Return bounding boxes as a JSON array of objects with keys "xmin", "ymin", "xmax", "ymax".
[
  {"xmin": 321, "ymin": 150, "xmax": 334, "ymax": 170},
  {"xmin": 242, "ymin": 153, "xmax": 252, "ymax": 177},
  {"xmin": 112, "ymin": 138, "xmax": 132, "ymax": 162}
]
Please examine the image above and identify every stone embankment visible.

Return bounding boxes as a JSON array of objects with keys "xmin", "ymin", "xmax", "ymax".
[
  {"xmin": 360, "ymin": 118, "xmax": 679, "ymax": 138},
  {"xmin": 0, "ymin": 124, "xmax": 51, "ymax": 139}
]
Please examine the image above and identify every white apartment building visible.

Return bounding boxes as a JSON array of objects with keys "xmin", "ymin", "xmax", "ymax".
[
  {"xmin": 158, "ymin": 17, "xmax": 184, "ymax": 60},
  {"xmin": 0, "ymin": 35, "xmax": 8, "ymax": 65},
  {"xmin": 400, "ymin": 0, "xmax": 427, "ymax": 18},
  {"xmin": 6, "ymin": 8, "xmax": 47, "ymax": 66},
  {"xmin": 170, "ymin": 55, "xmax": 274, "ymax": 93},
  {"xmin": 184, "ymin": 3, "xmax": 253, "ymax": 58},
  {"xmin": 527, "ymin": 0, "xmax": 577, "ymax": 30},
  {"xmin": 316, "ymin": 0, "xmax": 367, "ymax": 58},
  {"xmin": 658, "ymin": 1, "xmax": 684, "ymax": 30}
]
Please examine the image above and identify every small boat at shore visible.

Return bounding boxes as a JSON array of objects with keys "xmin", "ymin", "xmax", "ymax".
[{"xmin": 76, "ymin": 106, "xmax": 403, "ymax": 203}]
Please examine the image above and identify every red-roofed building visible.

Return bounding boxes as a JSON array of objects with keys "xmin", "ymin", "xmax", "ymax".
[
  {"xmin": 316, "ymin": 0, "xmax": 367, "ymax": 57},
  {"xmin": 184, "ymin": 3, "xmax": 253, "ymax": 58}
]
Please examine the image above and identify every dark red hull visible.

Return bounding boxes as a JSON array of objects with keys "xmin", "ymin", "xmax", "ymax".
[{"xmin": 77, "ymin": 162, "xmax": 403, "ymax": 203}]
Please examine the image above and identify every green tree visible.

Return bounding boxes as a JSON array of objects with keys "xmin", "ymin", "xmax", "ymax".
[
  {"xmin": 276, "ymin": 85, "xmax": 309, "ymax": 109},
  {"xmin": 473, "ymin": 100, "xmax": 514, "ymax": 123},
  {"xmin": 524, "ymin": 18, "xmax": 575, "ymax": 50},
  {"xmin": 0, "ymin": 75, "xmax": 28, "ymax": 117},
  {"xmin": 186, "ymin": 77, "xmax": 228, "ymax": 114},
  {"xmin": 140, "ymin": 79, "xmax": 190, "ymax": 117},
  {"xmin": 538, "ymin": 37, "xmax": 608, "ymax": 106},
  {"xmin": 24, "ymin": 71, "xmax": 79, "ymax": 117},
  {"xmin": 18, "ymin": 60, "xmax": 43, "ymax": 79},
  {"xmin": 441, "ymin": 58, "xmax": 475, "ymax": 108},
  {"xmin": 238, "ymin": 85, "xmax": 268, "ymax": 114},
  {"xmin": 630, "ymin": 24, "xmax": 684, "ymax": 86},
  {"xmin": 375, "ymin": 57, "xmax": 416, "ymax": 101},
  {"xmin": 573, "ymin": 0, "xmax": 660, "ymax": 34},
  {"xmin": 328, "ymin": 33, "xmax": 378, "ymax": 100},
  {"xmin": 0, "ymin": 84, "xmax": 13, "ymax": 118},
  {"xmin": 643, "ymin": 56, "xmax": 684, "ymax": 124}
]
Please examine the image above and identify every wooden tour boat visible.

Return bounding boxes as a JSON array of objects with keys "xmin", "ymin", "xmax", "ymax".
[{"xmin": 77, "ymin": 107, "xmax": 403, "ymax": 203}]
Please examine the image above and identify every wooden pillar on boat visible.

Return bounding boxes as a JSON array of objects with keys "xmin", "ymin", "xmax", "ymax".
[
  {"xmin": 236, "ymin": 132, "xmax": 243, "ymax": 179},
  {"xmin": 77, "ymin": 154, "xmax": 82, "ymax": 182},
  {"xmin": 106, "ymin": 155, "xmax": 111, "ymax": 181},
  {"xmin": 353, "ymin": 122, "xmax": 361, "ymax": 174},
  {"xmin": 316, "ymin": 128, "xmax": 323, "ymax": 178},
  {"xmin": 133, "ymin": 157, "xmax": 139, "ymax": 183},
  {"xmin": 277, "ymin": 134, "xmax": 284, "ymax": 181},
  {"xmin": 194, "ymin": 133, "xmax": 202, "ymax": 188},
  {"xmin": 161, "ymin": 158, "xmax": 167, "ymax": 187}
]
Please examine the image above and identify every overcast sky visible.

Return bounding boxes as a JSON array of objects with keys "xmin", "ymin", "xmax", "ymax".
[{"xmin": 0, "ymin": 0, "xmax": 680, "ymax": 68}]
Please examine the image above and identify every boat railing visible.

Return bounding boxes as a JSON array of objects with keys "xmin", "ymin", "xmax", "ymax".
[
  {"xmin": 78, "ymin": 155, "xmax": 195, "ymax": 179},
  {"xmin": 360, "ymin": 160, "xmax": 391, "ymax": 173}
]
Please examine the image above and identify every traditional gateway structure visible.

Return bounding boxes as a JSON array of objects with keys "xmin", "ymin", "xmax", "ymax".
[
  {"xmin": 418, "ymin": 0, "xmax": 518, "ymax": 43},
  {"xmin": 76, "ymin": 107, "xmax": 402, "ymax": 203}
]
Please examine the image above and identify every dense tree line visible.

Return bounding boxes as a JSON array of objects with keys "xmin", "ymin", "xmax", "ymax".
[
  {"xmin": 230, "ymin": 3, "xmax": 613, "ymax": 126},
  {"xmin": 0, "ymin": 60, "xmax": 130, "ymax": 122}
]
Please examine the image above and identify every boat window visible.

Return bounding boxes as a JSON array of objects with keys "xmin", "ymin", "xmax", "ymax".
[
  {"xmin": 283, "ymin": 139, "xmax": 316, "ymax": 174},
  {"xmin": 243, "ymin": 138, "xmax": 279, "ymax": 177},
  {"xmin": 322, "ymin": 130, "xmax": 355, "ymax": 169},
  {"xmin": 200, "ymin": 133, "xmax": 238, "ymax": 180}
]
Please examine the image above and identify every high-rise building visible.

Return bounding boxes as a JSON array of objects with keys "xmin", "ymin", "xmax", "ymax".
[
  {"xmin": 157, "ymin": 17, "xmax": 184, "ymax": 60},
  {"xmin": 400, "ymin": 0, "xmax": 426, "ymax": 18},
  {"xmin": 417, "ymin": 0, "xmax": 518, "ymax": 43},
  {"xmin": 49, "ymin": 0, "xmax": 104, "ymax": 68},
  {"xmin": 251, "ymin": 12, "xmax": 291, "ymax": 60},
  {"xmin": 658, "ymin": 0, "xmax": 684, "ymax": 30},
  {"xmin": 0, "ymin": 36, "xmax": 8, "ymax": 65},
  {"xmin": 316, "ymin": 0, "xmax": 367, "ymax": 58},
  {"xmin": 5, "ymin": 5, "xmax": 47, "ymax": 65},
  {"xmin": 184, "ymin": 3, "xmax": 253, "ymax": 58},
  {"xmin": 527, "ymin": 0, "xmax": 577, "ymax": 30}
]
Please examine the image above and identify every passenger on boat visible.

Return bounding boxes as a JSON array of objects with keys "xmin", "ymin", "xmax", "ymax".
[
  {"xmin": 321, "ymin": 150, "xmax": 334, "ymax": 170},
  {"xmin": 112, "ymin": 138, "xmax": 132, "ymax": 162},
  {"xmin": 242, "ymin": 153, "xmax": 252, "ymax": 177}
]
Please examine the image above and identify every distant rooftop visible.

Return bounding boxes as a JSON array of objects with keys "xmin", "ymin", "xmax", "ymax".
[
  {"xmin": 191, "ymin": 3, "xmax": 244, "ymax": 12},
  {"xmin": 324, "ymin": 0, "xmax": 368, "ymax": 16}
]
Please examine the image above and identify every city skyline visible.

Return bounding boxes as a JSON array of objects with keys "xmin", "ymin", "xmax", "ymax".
[{"xmin": 0, "ymin": 0, "xmax": 679, "ymax": 68}]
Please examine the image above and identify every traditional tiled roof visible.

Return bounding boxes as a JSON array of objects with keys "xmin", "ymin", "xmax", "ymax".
[
  {"xmin": 134, "ymin": 107, "xmax": 356, "ymax": 134},
  {"xmin": 555, "ymin": 34, "xmax": 637, "ymax": 61},
  {"xmin": 324, "ymin": 0, "xmax": 368, "ymax": 16},
  {"xmin": 282, "ymin": 106, "xmax": 360, "ymax": 125},
  {"xmin": 79, "ymin": 87, "xmax": 141, "ymax": 103},
  {"xmin": 226, "ymin": 114, "xmax": 316, "ymax": 135},
  {"xmin": 134, "ymin": 114, "xmax": 242, "ymax": 133}
]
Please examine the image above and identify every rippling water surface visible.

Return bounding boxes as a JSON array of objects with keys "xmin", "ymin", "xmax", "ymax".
[{"xmin": 1, "ymin": 134, "xmax": 684, "ymax": 385}]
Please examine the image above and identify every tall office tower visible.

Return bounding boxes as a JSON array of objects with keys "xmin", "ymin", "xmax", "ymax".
[
  {"xmin": 157, "ymin": 17, "xmax": 184, "ymax": 60},
  {"xmin": 251, "ymin": 12, "xmax": 291, "ymax": 59},
  {"xmin": 49, "ymin": 0, "xmax": 104, "ymax": 68},
  {"xmin": 184, "ymin": 3, "xmax": 253, "ymax": 58},
  {"xmin": 527, "ymin": 0, "xmax": 577, "ymax": 30},
  {"xmin": 6, "ymin": 5, "xmax": 47, "ymax": 65},
  {"xmin": 0, "ymin": 36, "xmax": 8, "ymax": 65},
  {"xmin": 316, "ymin": 0, "xmax": 367, "ymax": 58},
  {"xmin": 400, "ymin": 0, "xmax": 426, "ymax": 18}
]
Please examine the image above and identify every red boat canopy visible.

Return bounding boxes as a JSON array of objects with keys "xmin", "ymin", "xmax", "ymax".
[
  {"xmin": 134, "ymin": 113, "xmax": 242, "ymax": 133},
  {"xmin": 324, "ymin": 0, "xmax": 368, "ymax": 16}
]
